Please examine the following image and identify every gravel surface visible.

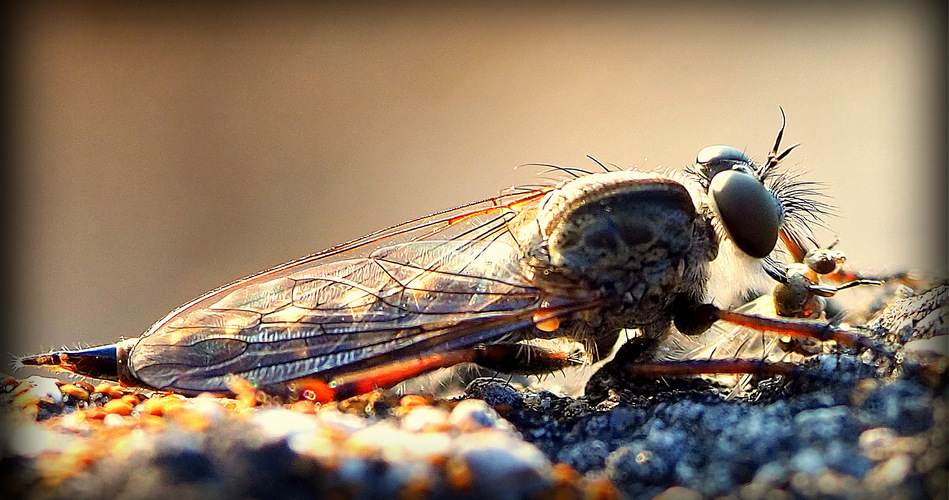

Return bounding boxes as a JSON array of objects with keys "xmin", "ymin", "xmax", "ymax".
[{"xmin": 2, "ymin": 284, "xmax": 946, "ymax": 500}]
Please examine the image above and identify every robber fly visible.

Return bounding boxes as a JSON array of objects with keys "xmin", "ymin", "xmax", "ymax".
[{"xmin": 18, "ymin": 110, "xmax": 886, "ymax": 399}]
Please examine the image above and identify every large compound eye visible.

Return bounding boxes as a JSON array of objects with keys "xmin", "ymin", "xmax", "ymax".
[
  {"xmin": 709, "ymin": 169, "xmax": 781, "ymax": 258},
  {"xmin": 696, "ymin": 145, "xmax": 751, "ymax": 178}
]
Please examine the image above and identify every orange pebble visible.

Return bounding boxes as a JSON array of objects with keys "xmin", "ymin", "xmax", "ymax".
[
  {"xmin": 85, "ymin": 407, "xmax": 108, "ymax": 420},
  {"xmin": 59, "ymin": 384, "xmax": 90, "ymax": 400},
  {"xmin": 400, "ymin": 394, "xmax": 432, "ymax": 409},
  {"xmin": 13, "ymin": 390, "xmax": 40, "ymax": 410},
  {"xmin": 121, "ymin": 394, "xmax": 141, "ymax": 406},
  {"xmin": 12, "ymin": 380, "xmax": 33, "ymax": 396},
  {"xmin": 583, "ymin": 477, "xmax": 622, "ymax": 500},
  {"xmin": 95, "ymin": 383, "xmax": 125, "ymax": 398},
  {"xmin": 552, "ymin": 462, "xmax": 578, "ymax": 484},
  {"xmin": 102, "ymin": 399, "xmax": 134, "ymax": 416},
  {"xmin": 289, "ymin": 400, "xmax": 317, "ymax": 414},
  {"xmin": 74, "ymin": 380, "xmax": 96, "ymax": 393},
  {"xmin": 140, "ymin": 395, "xmax": 185, "ymax": 416},
  {"xmin": 173, "ymin": 411, "xmax": 210, "ymax": 432}
]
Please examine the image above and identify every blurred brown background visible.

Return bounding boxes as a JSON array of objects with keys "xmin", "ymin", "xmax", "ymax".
[{"xmin": 5, "ymin": 2, "xmax": 946, "ymax": 359}]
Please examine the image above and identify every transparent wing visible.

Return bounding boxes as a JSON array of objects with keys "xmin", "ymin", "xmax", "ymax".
[{"xmin": 126, "ymin": 189, "xmax": 567, "ymax": 394}]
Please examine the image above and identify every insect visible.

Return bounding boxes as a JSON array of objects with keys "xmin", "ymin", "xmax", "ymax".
[{"xmin": 18, "ymin": 110, "xmax": 886, "ymax": 400}]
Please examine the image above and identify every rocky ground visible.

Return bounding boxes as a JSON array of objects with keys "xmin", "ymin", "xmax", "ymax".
[{"xmin": 1, "ymin": 284, "xmax": 946, "ymax": 500}]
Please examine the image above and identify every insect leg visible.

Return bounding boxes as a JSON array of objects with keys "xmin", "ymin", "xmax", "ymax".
[
  {"xmin": 624, "ymin": 358, "xmax": 801, "ymax": 378},
  {"xmin": 467, "ymin": 342, "xmax": 585, "ymax": 374},
  {"xmin": 287, "ymin": 343, "xmax": 584, "ymax": 403},
  {"xmin": 712, "ymin": 307, "xmax": 890, "ymax": 356},
  {"xmin": 289, "ymin": 350, "xmax": 484, "ymax": 402},
  {"xmin": 672, "ymin": 294, "xmax": 890, "ymax": 357}
]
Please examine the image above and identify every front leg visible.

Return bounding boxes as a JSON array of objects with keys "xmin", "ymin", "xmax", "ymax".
[
  {"xmin": 671, "ymin": 294, "xmax": 889, "ymax": 355},
  {"xmin": 585, "ymin": 296, "xmax": 894, "ymax": 401}
]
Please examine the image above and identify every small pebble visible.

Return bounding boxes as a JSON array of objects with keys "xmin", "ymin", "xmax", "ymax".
[
  {"xmin": 858, "ymin": 427, "xmax": 898, "ymax": 461},
  {"xmin": 251, "ymin": 407, "xmax": 318, "ymax": 440},
  {"xmin": 74, "ymin": 380, "xmax": 96, "ymax": 393},
  {"xmin": 653, "ymin": 485, "xmax": 702, "ymax": 500},
  {"xmin": 59, "ymin": 383, "xmax": 90, "ymax": 400},
  {"xmin": 12, "ymin": 390, "xmax": 40, "ymax": 410},
  {"xmin": 140, "ymin": 394, "xmax": 185, "ymax": 416},
  {"xmin": 102, "ymin": 399, "xmax": 133, "ymax": 416},
  {"xmin": 186, "ymin": 395, "xmax": 227, "ymax": 421},
  {"xmin": 94, "ymin": 382, "xmax": 125, "ymax": 398},
  {"xmin": 401, "ymin": 405, "xmax": 451, "ymax": 433},
  {"xmin": 19, "ymin": 376, "xmax": 63, "ymax": 405},
  {"xmin": 448, "ymin": 398, "xmax": 502, "ymax": 432},
  {"xmin": 866, "ymin": 454, "xmax": 913, "ymax": 489},
  {"xmin": 102, "ymin": 413, "xmax": 127, "ymax": 427},
  {"xmin": 790, "ymin": 449, "xmax": 827, "ymax": 475},
  {"xmin": 399, "ymin": 394, "xmax": 433, "ymax": 409},
  {"xmin": 317, "ymin": 407, "xmax": 369, "ymax": 436}
]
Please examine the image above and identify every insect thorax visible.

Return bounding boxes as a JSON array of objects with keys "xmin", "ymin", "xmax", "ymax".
[{"xmin": 520, "ymin": 170, "xmax": 719, "ymax": 327}]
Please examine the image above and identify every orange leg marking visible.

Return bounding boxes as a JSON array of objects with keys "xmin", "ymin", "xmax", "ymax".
[
  {"xmin": 714, "ymin": 309, "xmax": 884, "ymax": 354},
  {"xmin": 292, "ymin": 350, "xmax": 481, "ymax": 403}
]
